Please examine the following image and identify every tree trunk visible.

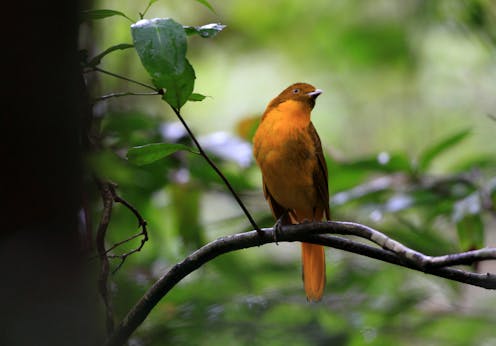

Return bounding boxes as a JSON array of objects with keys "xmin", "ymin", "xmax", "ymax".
[{"xmin": 1, "ymin": 1, "xmax": 102, "ymax": 345}]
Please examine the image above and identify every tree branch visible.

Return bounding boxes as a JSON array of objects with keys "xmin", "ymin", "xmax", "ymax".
[{"xmin": 104, "ymin": 221, "xmax": 496, "ymax": 346}]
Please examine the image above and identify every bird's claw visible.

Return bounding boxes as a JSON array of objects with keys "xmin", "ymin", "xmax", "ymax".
[{"xmin": 273, "ymin": 216, "xmax": 284, "ymax": 245}]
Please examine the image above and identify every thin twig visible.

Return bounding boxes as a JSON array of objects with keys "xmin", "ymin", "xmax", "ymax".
[
  {"xmin": 170, "ymin": 105, "xmax": 262, "ymax": 234},
  {"xmin": 108, "ymin": 226, "xmax": 149, "ymax": 275},
  {"xmin": 105, "ymin": 184, "xmax": 149, "ymax": 274},
  {"xmin": 95, "ymin": 180, "xmax": 116, "ymax": 335},
  {"xmin": 88, "ymin": 67, "xmax": 158, "ymax": 92},
  {"xmin": 95, "ymin": 91, "xmax": 160, "ymax": 102},
  {"xmin": 109, "ymin": 248, "xmax": 144, "ymax": 274},
  {"xmin": 104, "ymin": 232, "xmax": 146, "ymax": 256},
  {"xmin": 105, "ymin": 221, "xmax": 496, "ymax": 346}
]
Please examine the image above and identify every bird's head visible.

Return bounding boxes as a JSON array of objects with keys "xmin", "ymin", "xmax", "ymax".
[{"xmin": 268, "ymin": 83, "xmax": 322, "ymax": 110}]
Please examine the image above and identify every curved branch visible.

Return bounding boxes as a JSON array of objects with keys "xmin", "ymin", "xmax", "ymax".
[
  {"xmin": 427, "ymin": 248, "xmax": 496, "ymax": 267},
  {"xmin": 105, "ymin": 221, "xmax": 496, "ymax": 346},
  {"xmin": 283, "ymin": 221, "xmax": 496, "ymax": 268}
]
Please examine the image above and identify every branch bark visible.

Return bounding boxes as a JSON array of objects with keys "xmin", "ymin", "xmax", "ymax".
[{"xmin": 105, "ymin": 221, "xmax": 496, "ymax": 346}]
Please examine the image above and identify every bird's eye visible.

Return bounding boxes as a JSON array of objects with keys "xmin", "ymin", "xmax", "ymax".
[{"xmin": 292, "ymin": 88, "xmax": 300, "ymax": 94}]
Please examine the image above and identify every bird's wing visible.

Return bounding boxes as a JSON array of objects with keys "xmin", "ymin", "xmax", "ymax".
[
  {"xmin": 262, "ymin": 179, "xmax": 291, "ymax": 225},
  {"xmin": 308, "ymin": 122, "xmax": 331, "ymax": 220}
]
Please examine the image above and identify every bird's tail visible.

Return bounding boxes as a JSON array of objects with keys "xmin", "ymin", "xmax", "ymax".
[{"xmin": 301, "ymin": 242, "xmax": 326, "ymax": 302}]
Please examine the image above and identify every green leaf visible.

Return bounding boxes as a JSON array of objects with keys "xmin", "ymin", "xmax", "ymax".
[
  {"xmin": 456, "ymin": 215, "xmax": 484, "ymax": 251},
  {"xmin": 188, "ymin": 93, "xmax": 207, "ymax": 102},
  {"xmin": 453, "ymin": 192, "xmax": 484, "ymax": 250},
  {"xmin": 131, "ymin": 18, "xmax": 196, "ymax": 109},
  {"xmin": 184, "ymin": 23, "xmax": 226, "ymax": 38},
  {"xmin": 449, "ymin": 154, "xmax": 496, "ymax": 172},
  {"xmin": 127, "ymin": 143, "xmax": 197, "ymax": 166},
  {"xmin": 170, "ymin": 184, "xmax": 204, "ymax": 250},
  {"xmin": 160, "ymin": 59, "xmax": 196, "ymax": 109},
  {"xmin": 81, "ymin": 9, "xmax": 133, "ymax": 22},
  {"xmin": 418, "ymin": 129, "xmax": 471, "ymax": 171},
  {"xmin": 340, "ymin": 152, "xmax": 411, "ymax": 173},
  {"xmin": 194, "ymin": 0, "xmax": 216, "ymax": 13},
  {"xmin": 87, "ymin": 43, "xmax": 134, "ymax": 67}
]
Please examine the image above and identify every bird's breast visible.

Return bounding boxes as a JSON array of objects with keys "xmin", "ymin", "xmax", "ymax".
[{"xmin": 253, "ymin": 117, "xmax": 317, "ymax": 211}]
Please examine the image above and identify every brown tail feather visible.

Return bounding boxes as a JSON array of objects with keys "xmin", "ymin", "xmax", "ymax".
[{"xmin": 301, "ymin": 242, "xmax": 326, "ymax": 302}]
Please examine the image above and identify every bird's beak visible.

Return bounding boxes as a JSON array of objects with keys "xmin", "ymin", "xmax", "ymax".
[{"xmin": 307, "ymin": 89, "xmax": 323, "ymax": 98}]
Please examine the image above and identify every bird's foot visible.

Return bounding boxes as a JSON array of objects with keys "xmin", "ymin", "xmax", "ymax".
[{"xmin": 273, "ymin": 215, "xmax": 286, "ymax": 245}]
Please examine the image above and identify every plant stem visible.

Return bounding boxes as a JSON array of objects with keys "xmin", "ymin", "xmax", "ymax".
[
  {"xmin": 171, "ymin": 106, "xmax": 262, "ymax": 233},
  {"xmin": 90, "ymin": 67, "xmax": 157, "ymax": 91},
  {"xmin": 95, "ymin": 91, "xmax": 160, "ymax": 102}
]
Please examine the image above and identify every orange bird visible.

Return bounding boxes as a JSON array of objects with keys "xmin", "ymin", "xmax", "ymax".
[{"xmin": 253, "ymin": 82, "xmax": 330, "ymax": 301}]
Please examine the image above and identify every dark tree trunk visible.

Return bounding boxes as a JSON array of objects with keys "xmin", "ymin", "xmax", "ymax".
[{"xmin": 1, "ymin": 1, "xmax": 102, "ymax": 345}]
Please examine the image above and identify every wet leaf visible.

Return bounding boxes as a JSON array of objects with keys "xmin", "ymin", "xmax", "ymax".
[
  {"xmin": 184, "ymin": 23, "xmax": 226, "ymax": 38},
  {"xmin": 131, "ymin": 18, "xmax": 195, "ymax": 109}
]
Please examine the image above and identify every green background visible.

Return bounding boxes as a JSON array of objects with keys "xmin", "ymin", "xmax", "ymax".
[{"xmin": 83, "ymin": 1, "xmax": 496, "ymax": 345}]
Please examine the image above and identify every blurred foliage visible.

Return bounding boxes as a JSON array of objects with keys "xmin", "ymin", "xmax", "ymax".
[{"xmin": 81, "ymin": 0, "xmax": 496, "ymax": 345}]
